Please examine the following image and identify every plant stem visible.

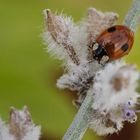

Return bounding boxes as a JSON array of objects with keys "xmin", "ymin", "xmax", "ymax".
[
  {"xmin": 62, "ymin": 89, "xmax": 93, "ymax": 140},
  {"xmin": 124, "ymin": 0, "xmax": 140, "ymax": 31}
]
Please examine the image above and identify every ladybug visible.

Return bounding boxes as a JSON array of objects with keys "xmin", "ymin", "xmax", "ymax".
[{"xmin": 93, "ymin": 25, "xmax": 134, "ymax": 61}]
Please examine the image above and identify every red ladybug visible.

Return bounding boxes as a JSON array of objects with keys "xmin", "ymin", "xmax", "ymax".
[{"xmin": 93, "ymin": 25, "xmax": 134, "ymax": 61}]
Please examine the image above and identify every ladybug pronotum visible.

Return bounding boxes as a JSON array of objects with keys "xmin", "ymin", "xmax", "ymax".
[{"xmin": 93, "ymin": 25, "xmax": 134, "ymax": 61}]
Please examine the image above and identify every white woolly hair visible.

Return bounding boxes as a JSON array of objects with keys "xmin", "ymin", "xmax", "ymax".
[
  {"xmin": 22, "ymin": 126, "xmax": 41, "ymax": 140},
  {"xmin": 57, "ymin": 61, "xmax": 102, "ymax": 91},
  {"xmin": 0, "ymin": 119, "xmax": 15, "ymax": 140},
  {"xmin": 90, "ymin": 60, "xmax": 139, "ymax": 136},
  {"xmin": 92, "ymin": 61, "xmax": 140, "ymax": 112},
  {"xmin": 57, "ymin": 64, "xmax": 91, "ymax": 91},
  {"xmin": 43, "ymin": 14, "xmax": 74, "ymax": 61},
  {"xmin": 89, "ymin": 116, "xmax": 123, "ymax": 136},
  {"xmin": 68, "ymin": 24, "xmax": 89, "ymax": 63}
]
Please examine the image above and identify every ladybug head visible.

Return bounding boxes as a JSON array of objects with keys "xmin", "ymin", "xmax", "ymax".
[{"xmin": 93, "ymin": 44, "xmax": 108, "ymax": 62}]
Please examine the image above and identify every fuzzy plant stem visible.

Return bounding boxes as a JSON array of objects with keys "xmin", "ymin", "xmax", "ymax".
[
  {"xmin": 124, "ymin": 0, "xmax": 140, "ymax": 31},
  {"xmin": 62, "ymin": 89, "xmax": 93, "ymax": 140},
  {"xmin": 62, "ymin": 0, "xmax": 140, "ymax": 140}
]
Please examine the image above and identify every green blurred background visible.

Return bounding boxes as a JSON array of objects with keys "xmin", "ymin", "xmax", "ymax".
[{"xmin": 0, "ymin": 0, "xmax": 140, "ymax": 140}]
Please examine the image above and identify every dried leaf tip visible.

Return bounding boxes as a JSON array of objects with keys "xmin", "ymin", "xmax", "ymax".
[
  {"xmin": 9, "ymin": 106, "xmax": 41, "ymax": 140},
  {"xmin": 44, "ymin": 9, "xmax": 71, "ymax": 44},
  {"xmin": 9, "ymin": 106, "xmax": 32, "ymax": 127},
  {"xmin": 43, "ymin": 9, "xmax": 51, "ymax": 16},
  {"xmin": 43, "ymin": 9, "xmax": 80, "ymax": 65}
]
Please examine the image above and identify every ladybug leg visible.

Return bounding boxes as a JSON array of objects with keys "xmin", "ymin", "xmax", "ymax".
[{"xmin": 100, "ymin": 55, "xmax": 109, "ymax": 65}]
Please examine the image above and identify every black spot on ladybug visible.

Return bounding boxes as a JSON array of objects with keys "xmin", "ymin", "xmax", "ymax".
[
  {"xmin": 107, "ymin": 26, "xmax": 116, "ymax": 32},
  {"xmin": 121, "ymin": 43, "xmax": 129, "ymax": 52}
]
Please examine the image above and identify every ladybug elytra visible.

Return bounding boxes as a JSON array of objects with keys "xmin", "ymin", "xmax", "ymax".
[{"xmin": 93, "ymin": 25, "xmax": 134, "ymax": 61}]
